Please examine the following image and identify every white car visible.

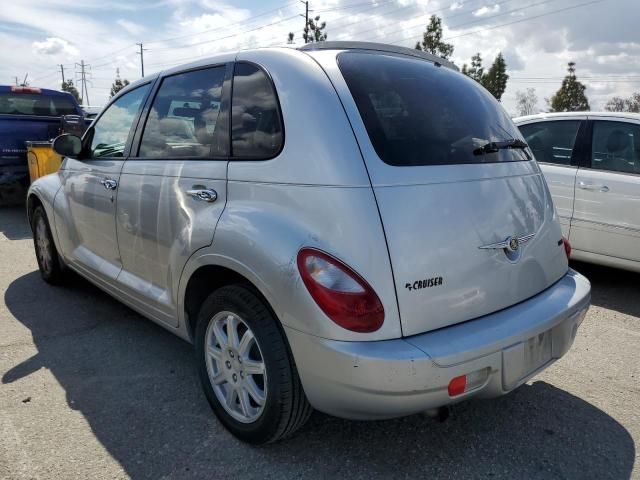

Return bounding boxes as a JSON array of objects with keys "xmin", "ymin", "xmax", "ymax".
[{"xmin": 515, "ymin": 112, "xmax": 640, "ymax": 273}]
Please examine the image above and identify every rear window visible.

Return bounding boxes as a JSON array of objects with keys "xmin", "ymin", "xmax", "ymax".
[
  {"xmin": 338, "ymin": 52, "xmax": 528, "ymax": 166},
  {"xmin": 0, "ymin": 93, "xmax": 77, "ymax": 117}
]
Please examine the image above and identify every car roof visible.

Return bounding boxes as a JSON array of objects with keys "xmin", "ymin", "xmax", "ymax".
[
  {"xmin": 0, "ymin": 85, "xmax": 76, "ymax": 98},
  {"xmin": 514, "ymin": 111, "xmax": 640, "ymax": 123},
  {"xmin": 299, "ymin": 41, "xmax": 459, "ymax": 71}
]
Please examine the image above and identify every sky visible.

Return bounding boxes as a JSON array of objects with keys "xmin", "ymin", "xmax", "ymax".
[{"xmin": 1, "ymin": 0, "xmax": 638, "ymax": 114}]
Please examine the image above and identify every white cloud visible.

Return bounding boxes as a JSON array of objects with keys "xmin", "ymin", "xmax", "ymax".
[
  {"xmin": 116, "ymin": 19, "xmax": 145, "ymax": 36},
  {"xmin": 32, "ymin": 37, "xmax": 79, "ymax": 56},
  {"xmin": 473, "ymin": 4, "xmax": 500, "ymax": 16},
  {"xmin": 3, "ymin": 0, "xmax": 640, "ymax": 111}
]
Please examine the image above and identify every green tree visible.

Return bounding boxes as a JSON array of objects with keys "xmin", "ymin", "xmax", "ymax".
[
  {"xmin": 303, "ymin": 15, "xmax": 327, "ymax": 43},
  {"xmin": 461, "ymin": 52, "xmax": 484, "ymax": 82},
  {"xmin": 549, "ymin": 62, "xmax": 590, "ymax": 112},
  {"xmin": 414, "ymin": 15, "xmax": 454, "ymax": 60},
  {"xmin": 110, "ymin": 69, "xmax": 130, "ymax": 98},
  {"xmin": 515, "ymin": 88, "xmax": 539, "ymax": 116},
  {"xmin": 61, "ymin": 79, "xmax": 81, "ymax": 104},
  {"xmin": 482, "ymin": 52, "xmax": 509, "ymax": 101},
  {"xmin": 605, "ymin": 93, "xmax": 640, "ymax": 113}
]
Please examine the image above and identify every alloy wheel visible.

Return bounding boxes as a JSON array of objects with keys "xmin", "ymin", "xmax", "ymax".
[
  {"xmin": 204, "ymin": 311, "xmax": 267, "ymax": 423},
  {"xmin": 35, "ymin": 217, "xmax": 53, "ymax": 274}
]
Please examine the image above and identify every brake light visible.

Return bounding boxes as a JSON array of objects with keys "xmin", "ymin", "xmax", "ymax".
[
  {"xmin": 562, "ymin": 237, "xmax": 571, "ymax": 259},
  {"xmin": 297, "ymin": 248, "xmax": 384, "ymax": 333},
  {"xmin": 11, "ymin": 86, "xmax": 41, "ymax": 94}
]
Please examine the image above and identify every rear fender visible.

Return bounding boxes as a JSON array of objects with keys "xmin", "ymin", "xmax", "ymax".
[{"xmin": 178, "ymin": 183, "xmax": 403, "ymax": 342}]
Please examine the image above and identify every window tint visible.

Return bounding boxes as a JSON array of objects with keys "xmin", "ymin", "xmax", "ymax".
[
  {"xmin": 89, "ymin": 84, "xmax": 150, "ymax": 158},
  {"xmin": 231, "ymin": 63, "xmax": 282, "ymax": 158},
  {"xmin": 518, "ymin": 120, "xmax": 581, "ymax": 165},
  {"xmin": 139, "ymin": 67, "xmax": 226, "ymax": 158},
  {"xmin": 337, "ymin": 52, "xmax": 528, "ymax": 166},
  {"xmin": 0, "ymin": 93, "xmax": 77, "ymax": 116},
  {"xmin": 591, "ymin": 121, "xmax": 640, "ymax": 174}
]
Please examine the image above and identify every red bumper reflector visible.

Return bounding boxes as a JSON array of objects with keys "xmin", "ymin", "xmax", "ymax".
[{"xmin": 448, "ymin": 375, "xmax": 467, "ymax": 397}]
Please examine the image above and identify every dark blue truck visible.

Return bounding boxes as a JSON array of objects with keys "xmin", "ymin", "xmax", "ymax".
[{"xmin": 0, "ymin": 85, "xmax": 84, "ymax": 204}]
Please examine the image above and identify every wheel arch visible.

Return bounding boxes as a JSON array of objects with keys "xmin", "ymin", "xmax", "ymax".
[
  {"xmin": 179, "ymin": 258, "xmax": 281, "ymax": 343},
  {"xmin": 26, "ymin": 192, "xmax": 43, "ymax": 227}
]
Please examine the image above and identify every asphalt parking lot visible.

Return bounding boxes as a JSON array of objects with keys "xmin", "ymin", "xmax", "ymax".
[{"xmin": 0, "ymin": 204, "xmax": 637, "ymax": 480}]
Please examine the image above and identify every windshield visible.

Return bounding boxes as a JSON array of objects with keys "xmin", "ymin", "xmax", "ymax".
[
  {"xmin": 0, "ymin": 93, "xmax": 77, "ymax": 117},
  {"xmin": 337, "ymin": 52, "xmax": 529, "ymax": 166}
]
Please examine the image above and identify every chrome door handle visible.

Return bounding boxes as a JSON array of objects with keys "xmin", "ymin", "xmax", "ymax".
[
  {"xmin": 100, "ymin": 178, "xmax": 118, "ymax": 190},
  {"xmin": 186, "ymin": 188, "xmax": 218, "ymax": 203},
  {"xmin": 578, "ymin": 181, "xmax": 609, "ymax": 192}
]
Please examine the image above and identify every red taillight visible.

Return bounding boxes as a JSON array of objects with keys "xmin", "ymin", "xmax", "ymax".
[
  {"xmin": 11, "ymin": 86, "xmax": 41, "ymax": 94},
  {"xmin": 297, "ymin": 248, "xmax": 384, "ymax": 333},
  {"xmin": 562, "ymin": 237, "xmax": 571, "ymax": 259}
]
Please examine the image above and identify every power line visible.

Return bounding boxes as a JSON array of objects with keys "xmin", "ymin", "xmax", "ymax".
[
  {"xmin": 144, "ymin": 1, "xmax": 299, "ymax": 45},
  {"xmin": 328, "ymin": 0, "xmax": 517, "ymax": 45},
  {"xmin": 443, "ymin": 0, "xmax": 605, "ymax": 41},
  {"xmin": 149, "ymin": 14, "xmax": 300, "ymax": 52},
  {"xmin": 314, "ymin": 0, "xmax": 397, "ymax": 14}
]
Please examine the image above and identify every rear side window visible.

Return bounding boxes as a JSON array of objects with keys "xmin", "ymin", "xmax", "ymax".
[
  {"xmin": 338, "ymin": 52, "xmax": 528, "ymax": 166},
  {"xmin": 139, "ymin": 66, "xmax": 226, "ymax": 158},
  {"xmin": 518, "ymin": 121, "xmax": 581, "ymax": 166},
  {"xmin": 231, "ymin": 63, "xmax": 283, "ymax": 158},
  {"xmin": 0, "ymin": 93, "xmax": 76, "ymax": 116},
  {"xmin": 591, "ymin": 121, "xmax": 640, "ymax": 174}
]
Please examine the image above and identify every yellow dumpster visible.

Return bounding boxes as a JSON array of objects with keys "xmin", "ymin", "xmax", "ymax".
[{"xmin": 26, "ymin": 141, "xmax": 63, "ymax": 183}]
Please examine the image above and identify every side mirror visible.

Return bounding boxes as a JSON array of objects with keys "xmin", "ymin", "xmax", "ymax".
[{"xmin": 52, "ymin": 134, "xmax": 82, "ymax": 158}]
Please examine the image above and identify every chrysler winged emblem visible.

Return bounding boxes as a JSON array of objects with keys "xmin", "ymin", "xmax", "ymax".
[{"xmin": 479, "ymin": 233, "xmax": 535, "ymax": 252}]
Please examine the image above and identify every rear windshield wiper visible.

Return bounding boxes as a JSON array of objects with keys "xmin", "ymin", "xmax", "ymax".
[{"xmin": 473, "ymin": 139, "xmax": 529, "ymax": 156}]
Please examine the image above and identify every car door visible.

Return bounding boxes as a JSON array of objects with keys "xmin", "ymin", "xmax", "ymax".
[
  {"xmin": 114, "ymin": 62, "xmax": 232, "ymax": 327},
  {"xmin": 56, "ymin": 83, "xmax": 151, "ymax": 283},
  {"xmin": 518, "ymin": 117, "xmax": 586, "ymax": 237},
  {"xmin": 571, "ymin": 117, "xmax": 640, "ymax": 265}
]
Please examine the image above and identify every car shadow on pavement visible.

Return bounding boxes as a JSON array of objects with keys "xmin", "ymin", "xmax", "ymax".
[
  {"xmin": 572, "ymin": 260, "xmax": 640, "ymax": 318},
  {"xmin": 2, "ymin": 271, "xmax": 636, "ymax": 480},
  {"xmin": 0, "ymin": 205, "xmax": 32, "ymax": 241}
]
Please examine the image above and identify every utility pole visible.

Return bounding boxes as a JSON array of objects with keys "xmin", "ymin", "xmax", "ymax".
[
  {"xmin": 76, "ymin": 60, "xmax": 90, "ymax": 106},
  {"xmin": 14, "ymin": 76, "xmax": 18, "ymax": 86},
  {"xmin": 300, "ymin": 0, "xmax": 309, "ymax": 43},
  {"xmin": 59, "ymin": 64, "xmax": 65, "ymax": 85},
  {"xmin": 137, "ymin": 43, "xmax": 146, "ymax": 78}
]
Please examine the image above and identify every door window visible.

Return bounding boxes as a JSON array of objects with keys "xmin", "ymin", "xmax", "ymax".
[
  {"xmin": 231, "ymin": 63, "xmax": 283, "ymax": 159},
  {"xmin": 591, "ymin": 121, "xmax": 640, "ymax": 174},
  {"xmin": 88, "ymin": 84, "xmax": 150, "ymax": 159},
  {"xmin": 138, "ymin": 66, "xmax": 226, "ymax": 158},
  {"xmin": 518, "ymin": 120, "xmax": 581, "ymax": 165}
]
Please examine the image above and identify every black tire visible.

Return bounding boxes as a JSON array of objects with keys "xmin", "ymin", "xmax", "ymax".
[
  {"xmin": 31, "ymin": 205, "xmax": 67, "ymax": 284},
  {"xmin": 195, "ymin": 285, "xmax": 312, "ymax": 444}
]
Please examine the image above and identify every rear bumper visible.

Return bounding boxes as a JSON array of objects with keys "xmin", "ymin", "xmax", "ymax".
[{"xmin": 286, "ymin": 269, "xmax": 590, "ymax": 420}]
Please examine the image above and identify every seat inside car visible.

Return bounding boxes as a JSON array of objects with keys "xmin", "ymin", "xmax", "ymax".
[{"xmin": 601, "ymin": 129, "xmax": 635, "ymax": 173}]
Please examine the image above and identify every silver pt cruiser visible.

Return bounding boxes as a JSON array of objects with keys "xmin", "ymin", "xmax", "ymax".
[{"xmin": 27, "ymin": 42, "xmax": 591, "ymax": 444}]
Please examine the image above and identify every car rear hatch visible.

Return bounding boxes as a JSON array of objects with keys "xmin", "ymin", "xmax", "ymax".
[{"xmin": 327, "ymin": 49, "xmax": 569, "ymax": 336}]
